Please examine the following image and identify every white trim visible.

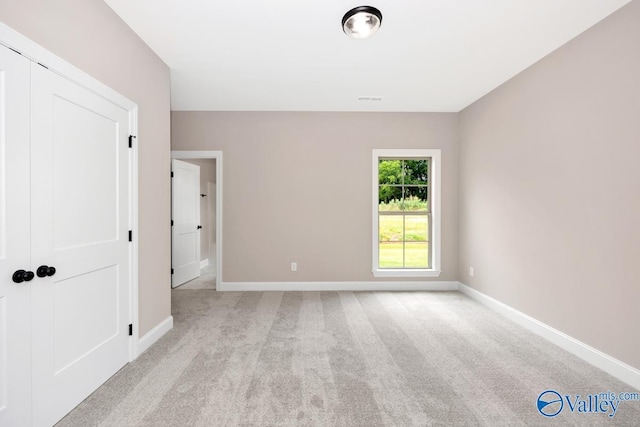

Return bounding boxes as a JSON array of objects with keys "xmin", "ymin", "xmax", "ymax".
[
  {"xmin": 200, "ymin": 259, "xmax": 209, "ymax": 269},
  {"xmin": 137, "ymin": 316, "xmax": 173, "ymax": 356},
  {"xmin": 373, "ymin": 269, "xmax": 443, "ymax": 278},
  {"xmin": 218, "ymin": 281, "xmax": 458, "ymax": 292},
  {"xmin": 0, "ymin": 21, "xmax": 140, "ymax": 360},
  {"xmin": 458, "ymin": 282, "xmax": 640, "ymax": 391},
  {"xmin": 129, "ymin": 107, "xmax": 139, "ymax": 361},
  {"xmin": 171, "ymin": 151, "xmax": 223, "ymax": 287},
  {"xmin": 372, "ymin": 149, "xmax": 441, "ymax": 277}
]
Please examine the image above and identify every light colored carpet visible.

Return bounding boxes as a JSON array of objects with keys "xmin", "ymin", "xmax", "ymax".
[
  {"xmin": 57, "ymin": 291, "xmax": 640, "ymax": 426},
  {"xmin": 174, "ymin": 264, "xmax": 216, "ymax": 290}
]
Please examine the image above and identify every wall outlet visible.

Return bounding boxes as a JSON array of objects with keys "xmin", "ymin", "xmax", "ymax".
[
  {"xmin": 291, "ymin": 262, "xmax": 297, "ymax": 272},
  {"xmin": 469, "ymin": 266, "xmax": 474, "ymax": 277}
]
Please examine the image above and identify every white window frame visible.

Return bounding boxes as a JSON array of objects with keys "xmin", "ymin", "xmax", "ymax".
[{"xmin": 372, "ymin": 149, "xmax": 442, "ymax": 278}]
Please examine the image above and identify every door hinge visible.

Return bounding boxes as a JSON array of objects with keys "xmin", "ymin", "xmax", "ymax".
[
  {"xmin": 128, "ymin": 230, "xmax": 133, "ymax": 242},
  {"xmin": 171, "ymin": 171, "xmax": 174, "ymax": 178},
  {"xmin": 171, "ymin": 268, "xmax": 174, "ymax": 275},
  {"xmin": 171, "ymin": 219, "xmax": 174, "ymax": 226},
  {"xmin": 129, "ymin": 135, "xmax": 136, "ymax": 148},
  {"xmin": 129, "ymin": 324, "xmax": 133, "ymax": 336}
]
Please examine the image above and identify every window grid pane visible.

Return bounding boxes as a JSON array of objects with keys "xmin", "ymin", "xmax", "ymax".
[
  {"xmin": 378, "ymin": 215, "xmax": 431, "ymax": 269},
  {"xmin": 378, "ymin": 157, "xmax": 431, "ymax": 269}
]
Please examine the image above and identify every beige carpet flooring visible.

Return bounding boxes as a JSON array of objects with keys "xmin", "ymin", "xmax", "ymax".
[{"xmin": 57, "ymin": 290, "xmax": 640, "ymax": 426}]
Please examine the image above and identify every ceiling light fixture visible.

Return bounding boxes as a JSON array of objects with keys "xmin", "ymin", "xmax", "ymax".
[{"xmin": 342, "ymin": 6, "xmax": 382, "ymax": 39}]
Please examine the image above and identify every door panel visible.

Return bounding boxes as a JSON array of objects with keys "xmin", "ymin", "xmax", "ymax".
[
  {"xmin": 53, "ymin": 265, "xmax": 119, "ymax": 374},
  {"xmin": 30, "ymin": 62, "xmax": 130, "ymax": 427},
  {"xmin": 52, "ymin": 95, "xmax": 119, "ymax": 249},
  {"xmin": 0, "ymin": 45, "xmax": 32, "ymax": 427},
  {"xmin": 172, "ymin": 159, "xmax": 200, "ymax": 287}
]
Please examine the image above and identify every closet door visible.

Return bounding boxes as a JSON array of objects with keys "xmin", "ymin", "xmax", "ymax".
[
  {"xmin": 30, "ymin": 63, "xmax": 131, "ymax": 426},
  {"xmin": 0, "ymin": 45, "xmax": 32, "ymax": 427}
]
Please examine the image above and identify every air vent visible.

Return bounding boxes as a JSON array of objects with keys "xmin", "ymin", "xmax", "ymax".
[{"xmin": 358, "ymin": 96, "xmax": 383, "ymax": 101}]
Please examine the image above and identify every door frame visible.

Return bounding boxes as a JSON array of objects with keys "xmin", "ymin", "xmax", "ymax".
[
  {"xmin": 171, "ymin": 151, "xmax": 223, "ymax": 288},
  {"xmin": 206, "ymin": 181, "xmax": 216, "ymax": 268},
  {"xmin": 0, "ymin": 22, "xmax": 141, "ymax": 360}
]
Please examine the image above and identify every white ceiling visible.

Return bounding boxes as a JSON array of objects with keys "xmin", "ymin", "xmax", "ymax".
[{"xmin": 105, "ymin": 0, "xmax": 631, "ymax": 112}]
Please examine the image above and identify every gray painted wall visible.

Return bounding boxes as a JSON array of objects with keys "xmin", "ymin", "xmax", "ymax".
[
  {"xmin": 172, "ymin": 112, "xmax": 459, "ymax": 283},
  {"xmin": 459, "ymin": 1, "xmax": 640, "ymax": 370}
]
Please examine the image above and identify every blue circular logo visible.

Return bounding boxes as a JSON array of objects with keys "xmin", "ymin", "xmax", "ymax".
[{"xmin": 537, "ymin": 390, "xmax": 563, "ymax": 417}]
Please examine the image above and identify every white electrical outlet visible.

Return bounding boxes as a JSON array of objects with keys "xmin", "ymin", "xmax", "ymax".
[
  {"xmin": 291, "ymin": 262, "xmax": 297, "ymax": 272},
  {"xmin": 469, "ymin": 266, "xmax": 474, "ymax": 277}
]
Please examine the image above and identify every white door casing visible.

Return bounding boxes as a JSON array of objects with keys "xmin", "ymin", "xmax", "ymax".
[
  {"xmin": 0, "ymin": 44, "xmax": 32, "ymax": 427},
  {"xmin": 171, "ymin": 159, "xmax": 200, "ymax": 287},
  {"xmin": 171, "ymin": 151, "xmax": 222, "ymax": 288}
]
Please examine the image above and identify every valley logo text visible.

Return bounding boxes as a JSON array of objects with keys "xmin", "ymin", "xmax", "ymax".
[{"xmin": 537, "ymin": 390, "xmax": 639, "ymax": 418}]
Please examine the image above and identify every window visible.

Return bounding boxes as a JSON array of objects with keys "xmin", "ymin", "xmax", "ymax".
[{"xmin": 372, "ymin": 149, "xmax": 441, "ymax": 277}]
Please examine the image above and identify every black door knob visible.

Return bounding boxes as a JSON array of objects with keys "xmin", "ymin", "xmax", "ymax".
[
  {"xmin": 37, "ymin": 265, "xmax": 56, "ymax": 278},
  {"xmin": 197, "ymin": 225, "xmax": 202, "ymax": 229},
  {"xmin": 12, "ymin": 269, "xmax": 34, "ymax": 283}
]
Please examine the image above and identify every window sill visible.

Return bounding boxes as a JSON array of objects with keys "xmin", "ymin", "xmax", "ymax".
[{"xmin": 372, "ymin": 269, "xmax": 442, "ymax": 278}]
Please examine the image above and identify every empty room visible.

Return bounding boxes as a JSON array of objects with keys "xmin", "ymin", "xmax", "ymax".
[{"xmin": 1, "ymin": 0, "xmax": 639, "ymax": 426}]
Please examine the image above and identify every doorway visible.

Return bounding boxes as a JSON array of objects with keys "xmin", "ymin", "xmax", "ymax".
[{"xmin": 171, "ymin": 151, "xmax": 223, "ymax": 290}]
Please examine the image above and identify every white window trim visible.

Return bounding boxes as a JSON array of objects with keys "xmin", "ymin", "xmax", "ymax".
[{"xmin": 372, "ymin": 149, "xmax": 442, "ymax": 278}]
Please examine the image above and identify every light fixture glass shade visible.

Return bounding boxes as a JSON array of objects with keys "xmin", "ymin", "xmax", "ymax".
[{"xmin": 342, "ymin": 6, "xmax": 382, "ymax": 39}]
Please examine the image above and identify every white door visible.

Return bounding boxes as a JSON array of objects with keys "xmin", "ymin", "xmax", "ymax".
[
  {"xmin": 172, "ymin": 159, "xmax": 200, "ymax": 287},
  {"xmin": 30, "ymin": 63, "xmax": 131, "ymax": 426},
  {"xmin": 0, "ymin": 44, "xmax": 33, "ymax": 427}
]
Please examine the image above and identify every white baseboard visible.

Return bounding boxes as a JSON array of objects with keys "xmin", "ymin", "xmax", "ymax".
[
  {"xmin": 138, "ymin": 315, "xmax": 173, "ymax": 356},
  {"xmin": 200, "ymin": 259, "xmax": 209, "ymax": 269},
  {"xmin": 218, "ymin": 281, "xmax": 458, "ymax": 292},
  {"xmin": 458, "ymin": 282, "xmax": 640, "ymax": 391}
]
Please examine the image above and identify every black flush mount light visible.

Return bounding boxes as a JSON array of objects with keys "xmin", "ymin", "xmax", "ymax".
[{"xmin": 342, "ymin": 6, "xmax": 382, "ymax": 39}]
